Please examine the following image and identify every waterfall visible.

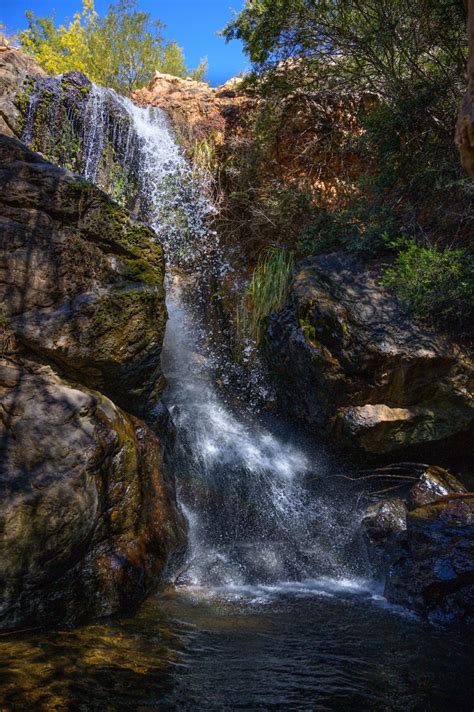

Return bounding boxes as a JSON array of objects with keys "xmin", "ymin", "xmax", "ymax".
[{"xmin": 21, "ymin": 77, "xmax": 368, "ymax": 597}]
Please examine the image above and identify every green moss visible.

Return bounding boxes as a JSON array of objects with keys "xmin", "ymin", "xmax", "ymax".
[
  {"xmin": 299, "ymin": 318, "xmax": 316, "ymax": 342},
  {"xmin": 122, "ymin": 258, "xmax": 163, "ymax": 287},
  {"xmin": 15, "ymin": 79, "xmax": 35, "ymax": 135},
  {"xmin": 0, "ymin": 304, "xmax": 10, "ymax": 328},
  {"xmin": 91, "ymin": 288, "xmax": 164, "ymax": 340},
  {"xmin": 82, "ymin": 196, "xmax": 164, "ymax": 269}
]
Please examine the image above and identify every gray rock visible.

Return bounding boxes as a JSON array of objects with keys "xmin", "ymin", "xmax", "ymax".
[
  {"xmin": 264, "ymin": 253, "xmax": 474, "ymax": 454},
  {"xmin": 385, "ymin": 495, "xmax": 474, "ymax": 624}
]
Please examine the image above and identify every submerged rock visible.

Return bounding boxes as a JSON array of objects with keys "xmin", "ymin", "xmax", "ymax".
[
  {"xmin": 385, "ymin": 495, "xmax": 474, "ymax": 624},
  {"xmin": 264, "ymin": 253, "xmax": 474, "ymax": 454},
  {"xmin": 0, "ymin": 135, "xmax": 186, "ymax": 630}
]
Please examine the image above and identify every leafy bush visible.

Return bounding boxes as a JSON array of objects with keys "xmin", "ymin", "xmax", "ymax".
[
  {"xmin": 236, "ymin": 246, "xmax": 294, "ymax": 352},
  {"xmin": 381, "ymin": 243, "xmax": 474, "ymax": 327},
  {"xmin": 297, "ymin": 207, "xmax": 398, "ymax": 258}
]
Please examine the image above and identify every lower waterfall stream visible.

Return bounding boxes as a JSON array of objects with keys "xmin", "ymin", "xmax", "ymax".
[{"xmin": 0, "ymin": 81, "xmax": 472, "ymax": 711}]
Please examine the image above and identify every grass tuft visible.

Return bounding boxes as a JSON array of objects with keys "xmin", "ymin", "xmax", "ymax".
[{"xmin": 236, "ymin": 246, "xmax": 294, "ymax": 354}]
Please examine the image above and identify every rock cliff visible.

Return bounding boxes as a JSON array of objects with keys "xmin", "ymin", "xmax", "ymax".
[
  {"xmin": 133, "ymin": 71, "xmax": 251, "ymax": 148},
  {"xmin": 0, "ymin": 135, "xmax": 186, "ymax": 630}
]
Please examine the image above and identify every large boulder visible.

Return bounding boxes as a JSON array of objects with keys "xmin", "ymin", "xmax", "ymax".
[
  {"xmin": 0, "ymin": 135, "xmax": 167, "ymax": 420},
  {"xmin": 385, "ymin": 494, "xmax": 474, "ymax": 624},
  {"xmin": 0, "ymin": 360, "xmax": 185, "ymax": 630},
  {"xmin": 0, "ymin": 136, "xmax": 186, "ymax": 630},
  {"xmin": 264, "ymin": 253, "xmax": 474, "ymax": 454}
]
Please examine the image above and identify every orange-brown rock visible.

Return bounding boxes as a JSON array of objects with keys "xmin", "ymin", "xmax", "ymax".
[
  {"xmin": 134, "ymin": 72, "xmax": 365, "ymax": 213},
  {"xmin": 0, "ymin": 46, "xmax": 45, "ymax": 137},
  {"xmin": 133, "ymin": 71, "xmax": 253, "ymax": 148}
]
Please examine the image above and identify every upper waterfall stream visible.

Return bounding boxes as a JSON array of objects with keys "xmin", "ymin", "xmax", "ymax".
[
  {"xmin": 7, "ymin": 78, "xmax": 472, "ymax": 712},
  {"xmin": 71, "ymin": 83, "xmax": 368, "ymax": 597}
]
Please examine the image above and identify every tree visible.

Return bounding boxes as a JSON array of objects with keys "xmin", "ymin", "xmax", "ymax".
[
  {"xmin": 20, "ymin": 0, "xmax": 207, "ymax": 95},
  {"xmin": 223, "ymin": 1, "xmax": 471, "ymax": 247},
  {"xmin": 223, "ymin": 0, "xmax": 467, "ymax": 106}
]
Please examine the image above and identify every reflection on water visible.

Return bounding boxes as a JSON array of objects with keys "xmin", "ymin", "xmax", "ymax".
[{"xmin": 0, "ymin": 587, "xmax": 472, "ymax": 711}]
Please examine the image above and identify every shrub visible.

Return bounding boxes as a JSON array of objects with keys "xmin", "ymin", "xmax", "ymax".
[
  {"xmin": 381, "ymin": 243, "xmax": 474, "ymax": 328},
  {"xmin": 297, "ymin": 207, "xmax": 397, "ymax": 258}
]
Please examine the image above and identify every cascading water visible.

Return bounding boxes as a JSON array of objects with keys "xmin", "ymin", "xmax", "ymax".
[
  {"xmin": 21, "ymin": 77, "xmax": 368, "ymax": 598},
  {"xmin": 9, "ymin": 76, "xmax": 474, "ymax": 712}
]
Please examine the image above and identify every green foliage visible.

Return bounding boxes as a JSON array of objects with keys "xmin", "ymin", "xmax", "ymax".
[
  {"xmin": 20, "ymin": 0, "xmax": 206, "ymax": 95},
  {"xmin": 381, "ymin": 243, "xmax": 474, "ymax": 326},
  {"xmin": 297, "ymin": 205, "xmax": 399, "ymax": 257},
  {"xmin": 297, "ymin": 210, "xmax": 347, "ymax": 255},
  {"xmin": 219, "ymin": 1, "xmax": 474, "ymax": 339},
  {"xmin": 223, "ymin": 0, "xmax": 472, "ymax": 251},
  {"xmin": 223, "ymin": 0, "xmax": 467, "ymax": 104},
  {"xmin": 236, "ymin": 246, "xmax": 294, "ymax": 351}
]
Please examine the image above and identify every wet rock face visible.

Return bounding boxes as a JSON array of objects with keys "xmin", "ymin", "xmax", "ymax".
[
  {"xmin": 0, "ymin": 136, "xmax": 186, "ymax": 630},
  {"xmin": 409, "ymin": 465, "xmax": 467, "ymax": 507},
  {"xmin": 0, "ymin": 46, "xmax": 45, "ymax": 137},
  {"xmin": 361, "ymin": 498, "xmax": 407, "ymax": 575},
  {"xmin": 385, "ymin": 495, "xmax": 474, "ymax": 624},
  {"xmin": 0, "ymin": 135, "xmax": 167, "ymax": 420},
  {"xmin": 264, "ymin": 253, "xmax": 474, "ymax": 454},
  {"xmin": 360, "ymin": 465, "xmax": 473, "ymax": 623}
]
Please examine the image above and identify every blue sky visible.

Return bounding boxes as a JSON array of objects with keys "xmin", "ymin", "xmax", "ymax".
[{"xmin": 2, "ymin": 0, "xmax": 248, "ymax": 85}]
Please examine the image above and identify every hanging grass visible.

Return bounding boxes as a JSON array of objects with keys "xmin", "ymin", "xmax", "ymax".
[{"xmin": 236, "ymin": 246, "xmax": 294, "ymax": 354}]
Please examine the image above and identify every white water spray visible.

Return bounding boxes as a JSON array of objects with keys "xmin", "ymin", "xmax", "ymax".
[{"xmin": 21, "ymin": 77, "xmax": 367, "ymax": 597}]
